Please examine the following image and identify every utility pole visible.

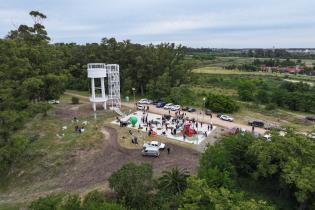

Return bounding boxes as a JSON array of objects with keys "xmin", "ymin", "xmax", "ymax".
[
  {"xmin": 132, "ymin": 87, "xmax": 136, "ymax": 109},
  {"xmin": 203, "ymin": 97, "xmax": 206, "ymax": 121}
]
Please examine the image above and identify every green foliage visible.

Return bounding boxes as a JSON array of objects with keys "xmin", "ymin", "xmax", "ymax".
[
  {"xmin": 248, "ymin": 133, "xmax": 315, "ymax": 208},
  {"xmin": 238, "ymin": 82, "xmax": 255, "ymax": 101},
  {"xmin": 71, "ymin": 96, "xmax": 79, "ymax": 104},
  {"xmin": 108, "ymin": 163, "xmax": 153, "ymax": 209},
  {"xmin": 29, "ymin": 191, "xmax": 125, "ymax": 210},
  {"xmin": 29, "ymin": 193, "xmax": 64, "ymax": 210},
  {"xmin": 0, "ymin": 11, "xmax": 67, "ymax": 174},
  {"xmin": 158, "ymin": 167, "xmax": 190, "ymax": 195},
  {"xmin": 168, "ymin": 85, "xmax": 196, "ymax": 105},
  {"xmin": 198, "ymin": 132, "xmax": 315, "ymax": 209},
  {"xmin": 205, "ymin": 93, "xmax": 239, "ymax": 113},
  {"xmin": 180, "ymin": 177, "xmax": 275, "ymax": 210},
  {"xmin": 198, "ymin": 143, "xmax": 235, "ymax": 188},
  {"xmin": 58, "ymin": 194, "xmax": 81, "ymax": 210}
]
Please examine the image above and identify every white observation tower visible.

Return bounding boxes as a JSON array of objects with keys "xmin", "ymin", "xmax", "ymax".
[{"xmin": 87, "ymin": 63, "xmax": 121, "ymax": 111}]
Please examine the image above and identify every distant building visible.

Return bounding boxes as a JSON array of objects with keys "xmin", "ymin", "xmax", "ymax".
[{"xmin": 260, "ymin": 65, "xmax": 304, "ymax": 74}]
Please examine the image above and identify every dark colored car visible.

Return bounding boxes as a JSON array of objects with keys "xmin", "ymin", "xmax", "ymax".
[
  {"xmin": 182, "ymin": 106, "xmax": 189, "ymax": 111},
  {"xmin": 156, "ymin": 102, "xmax": 166, "ymax": 108},
  {"xmin": 205, "ymin": 109, "xmax": 212, "ymax": 115},
  {"xmin": 153, "ymin": 100, "xmax": 163, "ymax": 105},
  {"xmin": 306, "ymin": 116, "xmax": 315, "ymax": 122},
  {"xmin": 187, "ymin": 107, "xmax": 196, "ymax": 112},
  {"xmin": 248, "ymin": 120, "xmax": 264, "ymax": 127}
]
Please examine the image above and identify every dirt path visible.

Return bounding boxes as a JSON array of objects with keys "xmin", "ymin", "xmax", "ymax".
[
  {"xmin": 122, "ymin": 102, "xmax": 266, "ymax": 134},
  {"xmin": 60, "ymin": 126, "xmax": 199, "ymax": 191}
]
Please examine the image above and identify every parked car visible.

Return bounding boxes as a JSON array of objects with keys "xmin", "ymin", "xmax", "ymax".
[
  {"xmin": 156, "ymin": 102, "xmax": 166, "ymax": 108},
  {"xmin": 187, "ymin": 107, "xmax": 196, "ymax": 112},
  {"xmin": 143, "ymin": 140, "xmax": 165, "ymax": 150},
  {"xmin": 153, "ymin": 100, "xmax": 163, "ymax": 105},
  {"xmin": 306, "ymin": 116, "xmax": 315, "ymax": 122},
  {"xmin": 263, "ymin": 134, "xmax": 272, "ymax": 141},
  {"xmin": 217, "ymin": 113, "xmax": 224, "ymax": 118},
  {"xmin": 248, "ymin": 120, "xmax": 264, "ymax": 127},
  {"xmin": 48, "ymin": 100, "xmax": 60, "ymax": 104},
  {"xmin": 164, "ymin": 103, "xmax": 173, "ymax": 109},
  {"xmin": 171, "ymin": 105, "xmax": 181, "ymax": 111},
  {"xmin": 182, "ymin": 106, "xmax": 189, "ymax": 111},
  {"xmin": 138, "ymin": 99, "xmax": 150, "ymax": 104},
  {"xmin": 141, "ymin": 146, "xmax": 160, "ymax": 157},
  {"xmin": 119, "ymin": 120, "xmax": 130, "ymax": 127},
  {"xmin": 307, "ymin": 133, "xmax": 315, "ymax": 140},
  {"xmin": 220, "ymin": 115, "xmax": 234, "ymax": 122},
  {"xmin": 205, "ymin": 109, "xmax": 212, "ymax": 115},
  {"xmin": 137, "ymin": 104, "xmax": 145, "ymax": 110}
]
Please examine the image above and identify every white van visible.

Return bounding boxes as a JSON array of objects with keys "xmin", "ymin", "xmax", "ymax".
[{"xmin": 141, "ymin": 146, "xmax": 160, "ymax": 157}]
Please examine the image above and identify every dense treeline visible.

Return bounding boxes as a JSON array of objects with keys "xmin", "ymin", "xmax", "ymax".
[
  {"xmin": 0, "ymin": 11, "xmax": 193, "ymax": 175},
  {"xmin": 199, "ymin": 132, "xmax": 315, "ymax": 209},
  {"xmin": 187, "ymin": 48, "xmax": 315, "ymax": 59},
  {"xmin": 58, "ymin": 39, "xmax": 193, "ymax": 97},
  {"xmin": 225, "ymin": 58, "xmax": 306, "ymax": 71},
  {"xmin": 238, "ymin": 80, "xmax": 315, "ymax": 112},
  {"xmin": 192, "ymin": 74, "xmax": 315, "ymax": 113},
  {"xmin": 0, "ymin": 11, "xmax": 67, "ymax": 175}
]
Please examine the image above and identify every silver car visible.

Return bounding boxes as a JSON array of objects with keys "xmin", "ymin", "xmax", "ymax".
[{"xmin": 141, "ymin": 146, "xmax": 160, "ymax": 157}]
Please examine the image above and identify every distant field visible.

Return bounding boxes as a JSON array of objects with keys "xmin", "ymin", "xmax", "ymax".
[
  {"xmin": 201, "ymin": 56, "xmax": 315, "ymax": 67},
  {"xmin": 192, "ymin": 66, "xmax": 315, "ymax": 83}
]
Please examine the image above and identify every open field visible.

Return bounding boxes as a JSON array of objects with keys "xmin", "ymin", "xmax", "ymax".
[
  {"xmin": 199, "ymin": 56, "xmax": 315, "ymax": 67},
  {"xmin": 193, "ymin": 66, "xmax": 315, "ymax": 84}
]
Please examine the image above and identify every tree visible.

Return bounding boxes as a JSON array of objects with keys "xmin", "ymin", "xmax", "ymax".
[
  {"xmin": 198, "ymin": 143, "xmax": 235, "ymax": 188},
  {"xmin": 255, "ymin": 89, "xmax": 270, "ymax": 104},
  {"xmin": 108, "ymin": 163, "xmax": 153, "ymax": 209},
  {"xmin": 158, "ymin": 167, "xmax": 190, "ymax": 195},
  {"xmin": 238, "ymin": 82, "xmax": 255, "ymax": 101},
  {"xmin": 205, "ymin": 93, "xmax": 239, "ymax": 113},
  {"xmin": 248, "ymin": 133, "xmax": 315, "ymax": 209},
  {"xmin": 180, "ymin": 177, "xmax": 275, "ymax": 210}
]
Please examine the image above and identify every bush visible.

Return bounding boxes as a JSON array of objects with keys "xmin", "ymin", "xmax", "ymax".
[
  {"xmin": 71, "ymin": 96, "xmax": 79, "ymax": 104},
  {"xmin": 265, "ymin": 103, "xmax": 276, "ymax": 110},
  {"xmin": 205, "ymin": 93, "xmax": 239, "ymax": 113},
  {"xmin": 29, "ymin": 193, "xmax": 64, "ymax": 210}
]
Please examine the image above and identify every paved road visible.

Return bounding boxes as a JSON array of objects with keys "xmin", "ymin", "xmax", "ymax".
[{"xmin": 122, "ymin": 102, "xmax": 266, "ymax": 134}]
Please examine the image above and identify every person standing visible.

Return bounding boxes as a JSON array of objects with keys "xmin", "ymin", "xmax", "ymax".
[
  {"xmin": 167, "ymin": 147, "xmax": 170, "ymax": 154},
  {"xmin": 210, "ymin": 121, "xmax": 213, "ymax": 130}
]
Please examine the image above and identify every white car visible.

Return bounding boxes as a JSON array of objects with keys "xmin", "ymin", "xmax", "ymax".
[
  {"xmin": 263, "ymin": 134, "xmax": 272, "ymax": 141},
  {"xmin": 138, "ymin": 99, "xmax": 149, "ymax": 104},
  {"xmin": 143, "ymin": 140, "xmax": 166, "ymax": 150},
  {"xmin": 171, "ymin": 105, "xmax": 181, "ymax": 111},
  {"xmin": 137, "ymin": 104, "xmax": 145, "ymax": 110},
  {"xmin": 220, "ymin": 115, "xmax": 234, "ymax": 122},
  {"xmin": 48, "ymin": 100, "xmax": 60, "ymax": 104},
  {"xmin": 307, "ymin": 133, "xmax": 315, "ymax": 140},
  {"xmin": 163, "ymin": 103, "xmax": 173, "ymax": 110}
]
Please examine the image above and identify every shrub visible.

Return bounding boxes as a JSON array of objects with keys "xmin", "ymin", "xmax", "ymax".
[
  {"xmin": 71, "ymin": 96, "xmax": 79, "ymax": 104},
  {"xmin": 29, "ymin": 193, "xmax": 64, "ymax": 210},
  {"xmin": 205, "ymin": 93, "xmax": 239, "ymax": 113},
  {"xmin": 265, "ymin": 103, "xmax": 276, "ymax": 110}
]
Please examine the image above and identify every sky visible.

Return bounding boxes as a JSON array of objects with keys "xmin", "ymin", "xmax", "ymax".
[{"xmin": 0, "ymin": 0, "xmax": 314, "ymax": 48}]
